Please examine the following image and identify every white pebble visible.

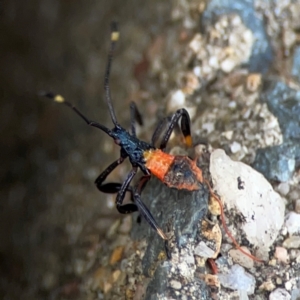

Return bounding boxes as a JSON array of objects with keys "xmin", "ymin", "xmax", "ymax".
[
  {"xmin": 274, "ymin": 247, "xmax": 289, "ymax": 264},
  {"xmin": 269, "ymin": 288, "xmax": 291, "ymax": 300},
  {"xmin": 170, "ymin": 280, "xmax": 182, "ymax": 290},
  {"xmin": 243, "ymin": 30, "xmax": 254, "ymax": 44},
  {"xmin": 285, "ymin": 281, "xmax": 292, "ymax": 291},
  {"xmin": 277, "ymin": 182, "xmax": 290, "ymax": 196},
  {"xmin": 167, "ymin": 90, "xmax": 186, "ymax": 113},
  {"xmin": 228, "ymin": 101, "xmax": 237, "ymax": 109},
  {"xmin": 230, "ymin": 141, "xmax": 242, "ymax": 153},
  {"xmin": 285, "ymin": 212, "xmax": 300, "ymax": 235},
  {"xmin": 189, "ymin": 34, "xmax": 202, "ymax": 53},
  {"xmin": 218, "ymin": 264, "xmax": 255, "ymax": 295},
  {"xmin": 210, "ymin": 149, "xmax": 285, "ymax": 253},
  {"xmin": 221, "ymin": 58, "xmax": 236, "ymax": 73},
  {"xmin": 208, "ymin": 56, "xmax": 219, "ymax": 69},
  {"xmin": 193, "ymin": 66, "xmax": 201, "ymax": 77},
  {"xmin": 283, "ymin": 236, "xmax": 300, "ymax": 249},
  {"xmin": 222, "ymin": 131, "xmax": 234, "ymax": 140},
  {"xmin": 202, "ymin": 122, "xmax": 215, "ymax": 134},
  {"xmin": 194, "ymin": 241, "xmax": 215, "ymax": 258}
]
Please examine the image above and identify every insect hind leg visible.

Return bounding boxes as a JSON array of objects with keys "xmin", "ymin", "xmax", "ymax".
[
  {"xmin": 152, "ymin": 108, "xmax": 192, "ymax": 150},
  {"xmin": 133, "ymin": 175, "xmax": 167, "ymax": 240}
]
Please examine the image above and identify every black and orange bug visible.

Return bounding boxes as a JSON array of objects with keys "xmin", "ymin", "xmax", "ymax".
[
  {"xmin": 41, "ymin": 22, "xmax": 202, "ymax": 241},
  {"xmin": 42, "ymin": 22, "xmax": 263, "ymax": 263}
]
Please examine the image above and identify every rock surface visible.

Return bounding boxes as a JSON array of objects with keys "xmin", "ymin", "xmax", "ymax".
[{"xmin": 210, "ymin": 149, "xmax": 285, "ymax": 253}]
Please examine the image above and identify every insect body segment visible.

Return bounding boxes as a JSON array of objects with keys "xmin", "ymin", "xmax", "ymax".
[
  {"xmin": 111, "ymin": 126, "xmax": 154, "ymax": 166},
  {"xmin": 143, "ymin": 149, "xmax": 175, "ymax": 182},
  {"xmin": 143, "ymin": 149, "xmax": 203, "ymax": 191},
  {"xmin": 164, "ymin": 156, "xmax": 203, "ymax": 190}
]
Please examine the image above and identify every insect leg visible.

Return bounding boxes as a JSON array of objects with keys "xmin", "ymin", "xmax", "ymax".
[
  {"xmin": 159, "ymin": 108, "xmax": 192, "ymax": 150},
  {"xmin": 151, "ymin": 118, "xmax": 167, "ymax": 147},
  {"xmin": 133, "ymin": 175, "xmax": 168, "ymax": 240},
  {"xmin": 114, "ymin": 167, "xmax": 139, "ymax": 214},
  {"xmin": 95, "ymin": 154, "xmax": 127, "ymax": 193}
]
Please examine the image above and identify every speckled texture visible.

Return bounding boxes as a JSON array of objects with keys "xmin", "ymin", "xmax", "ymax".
[{"xmin": 2, "ymin": 0, "xmax": 300, "ymax": 299}]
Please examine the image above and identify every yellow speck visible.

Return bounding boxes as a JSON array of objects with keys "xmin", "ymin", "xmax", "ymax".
[
  {"xmin": 157, "ymin": 250, "xmax": 167, "ymax": 261},
  {"xmin": 111, "ymin": 31, "xmax": 119, "ymax": 41},
  {"xmin": 142, "ymin": 149, "xmax": 153, "ymax": 161},
  {"xmin": 54, "ymin": 95, "xmax": 65, "ymax": 103},
  {"xmin": 185, "ymin": 135, "xmax": 193, "ymax": 147}
]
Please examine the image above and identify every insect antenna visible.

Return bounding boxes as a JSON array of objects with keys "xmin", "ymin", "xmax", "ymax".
[
  {"xmin": 104, "ymin": 21, "xmax": 120, "ymax": 127},
  {"xmin": 40, "ymin": 92, "xmax": 114, "ymax": 136},
  {"xmin": 39, "ymin": 23, "xmax": 124, "ymax": 137}
]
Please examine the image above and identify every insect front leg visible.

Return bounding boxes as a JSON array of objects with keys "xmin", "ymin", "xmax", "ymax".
[
  {"xmin": 114, "ymin": 167, "xmax": 138, "ymax": 214},
  {"xmin": 95, "ymin": 152, "xmax": 138, "ymax": 213},
  {"xmin": 95, "ymin": 155, "xmax": 126, "ymax": 194},
  {"xmin": 97, "ymin": 165, "xmax": 139, "ymax": 213}
]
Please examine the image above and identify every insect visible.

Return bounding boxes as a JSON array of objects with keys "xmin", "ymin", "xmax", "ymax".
[
  {"xmin": 42, "ymin": 22, "xmax": 263, "ymax": 264},
  {"xmin": 41, "ymin": 22, "xmax": 203, "ymax": 241}
]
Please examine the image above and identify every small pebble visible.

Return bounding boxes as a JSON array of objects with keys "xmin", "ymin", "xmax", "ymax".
[
  {"xmin": 202, "ymin": 122, "xmax": 215, "ymax": 134},
  {"xmin": 269, "ymin": 288, "xmax": 291, "ymax": 300},
  {"xmin": 193, "ymin": 66, "xmax": 201, "ymax": 77},
  {"xmin": 294, "ymin": 199, "xmax": 300, "ymax": 213},
  {"xmin": 229, "ymin": 247, "xmax": 254, "ymax": 269},
  {"xmin": 222, "ymin": 130, "xmax": 233, "ymax": 140},
  {"xmin": 246, "ymin": 73, "xmax": 262, "ymax": 92},
  {"xmin": 277, "ymin": 182, "xmax": 290, "ymax": 196},
  {"xmin": 109, "ymin": 246, "xmax": 124, "ymax": 265},
  {"xmin": 112, "ymin": 270, "xmax": 121, "ymax": 283},
  {"xmin": 289, "ymin": 249, "xmax": 300, "ymax": 260},
  {"xmin": 268, "ymin": 258, "xmax": 277, "ymax": 266},
  {"xmin": 208, "ymin": 56, "xmax": 219, "ymax": 68},
  {"xmin": 189, "ymin": 33, "xmax": 202, "ymax": 53},
  {"xmin": 285, "ymin": 212, "xmax": 300, "ymax": 235},
  {"xmin": 221, "ymin": 58, "xmax": 236, "ymax": 73},
  {"xmin": 259, "ymin": 279, "xmax": 276, "ymax": 291},
  {"xmin": 274, "ymin": 247, "xmax": 289, "ymax": 264},
  {"xmin": 170, "ymin": 280, "xmax": 182, "ymax": 290},
  {"xmin": 118, "ymin": 215, "xmax": 132, "ymax": 234},
  {"xmin": 194, "ymin": 241, "xmax": 215, "ymax": 258},
  {"xmin": 230, "ymin": 141, "xmax": 241, "ymax": 153},
  {"xmin": 228, "ymin": 101, "xmax": 237, "ymax": 109},
  {"xmin": 283, "ymin": 236, "xmax": 300, "ymax": 249},
  {"xmin": 218, "ymin": 264, "xmax": 255, "ymax": 295},
  {"xmin": 167, "ymin": 89, "xmax": 186, "ymax": 113},
  {"xmin": 276, "ymin": 277, "xmax": 283, "ymax": 285},
  {"xmin": 285, "ymin": 281, "xmax": 292, "ymax": 291},
  {"xmin": 281, "ymin": 226, "xmax": 288, "ymax": 236}
]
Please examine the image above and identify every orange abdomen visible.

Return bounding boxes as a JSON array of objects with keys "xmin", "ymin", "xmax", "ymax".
[
  {"xmin": 143, "ymin": 149, "xmax": 175, "ymax": 181},
  {"xmin": 143, "ymin": 149, "xmax": 203, "ymax": 191}
]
